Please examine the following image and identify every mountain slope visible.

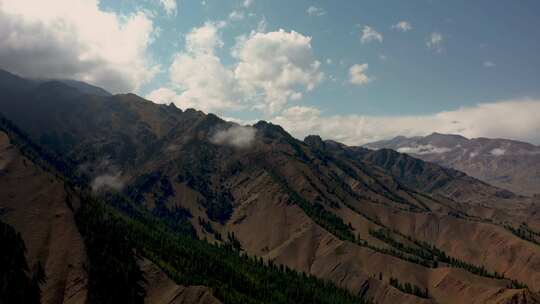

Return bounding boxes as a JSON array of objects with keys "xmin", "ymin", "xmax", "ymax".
[
  {"xmin": 1, "ymin": 69, "xmax": 540, "ymax": 303},
  {"xmin": 365, "ymin": 133, "xmax": 540, "ymax": 196},
  {"xmin": 0, "ymin": 130, "xmax": 88, "ymax": 304},
  {"xmin": 139, "ymin": 258, "xmax": 221, "ymax": 304},
  {"xmin": 0, "ymin": 91, "xmax": 368, "ymax": 303},
  {"xmin": 0, "ymin": 118, "xmax": 222, "ymax": 304}
]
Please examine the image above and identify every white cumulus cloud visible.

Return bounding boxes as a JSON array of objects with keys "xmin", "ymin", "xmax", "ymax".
[
  {"xmin": 349, "ymin": 64, "xmax": 372, "ymax": 85},
  {"xmin": 146, "ymin": 86, "xmax": 186, "ymax": 106},
  {"xmin": 184, "ymin": 21, "xmax": 225, "ymax": 54},
  {"xmin": 233, "ymin": 29, "xmax": 324, "ymax": 113},
  {"xmin": 0, "ymin": 0, "xmax": 159, "ymax": 93},
  {"xmin": 147, "ymin": 22, "xmax": 239, "ymax": 112},
  {"xmin": 361, "ymin": 26, "xmax": 383, "ymax": 44},
  {"xmin": 147, "ymin": 26, "xmax": 323, "ymax": 114}
]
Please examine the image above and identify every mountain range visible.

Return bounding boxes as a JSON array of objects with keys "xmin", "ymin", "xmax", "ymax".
[
  {"xmin": 365, "ymin": 133, "xmax": 540, "ymax": 196},
  {"xmin": 1, "ymin": 69, "xmax": 540, "ymax": 304}
]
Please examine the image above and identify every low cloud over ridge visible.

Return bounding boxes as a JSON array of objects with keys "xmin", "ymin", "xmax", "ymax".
[
  {"xmin": 210, "ymin": 125, "xmax": 257, "ymax": 148},
  {"xmin": 91, "ymin": 172, "xmax": 125, "ymax": 192},
  {"xmin": 397, "ymin": 145, "xmax": 452, "ymax": 155}
]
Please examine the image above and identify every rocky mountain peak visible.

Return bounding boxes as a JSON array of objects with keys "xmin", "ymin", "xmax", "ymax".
[{"xmin": 304, "ymin": 135, "xmax": 325, "ymax": 149}]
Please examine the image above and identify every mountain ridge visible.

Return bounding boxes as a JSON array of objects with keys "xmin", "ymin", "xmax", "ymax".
[
  {"xmin": 1, "ymin": 69, "xmax": 540, "ymax": 304},
  {"xmin": 365, "ymin": 133, "xmax": 540, "ymax": 196}
]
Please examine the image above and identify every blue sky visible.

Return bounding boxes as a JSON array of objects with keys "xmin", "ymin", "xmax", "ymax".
[
  {"xmin": 98, "ymin": 0, "xmax": 540, "ymax": 116},
  {"xmin": 1, "ymin": 0, "xmax": 539, "ymax": 144}
]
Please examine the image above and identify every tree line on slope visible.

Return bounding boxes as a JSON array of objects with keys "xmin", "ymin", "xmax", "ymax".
[
  {"xmin": 264, "ymin": 164, "xmax": 357, "ymax": 242},
  {"xmin": 388, "ymin": 276, "xmax": 429, "ymax": 299},
  {"xmin": 75, "ymin": 201, "xmax": 147, "ymax": 304},
  {"xmin": 332, "ymin": 193, "xmax": 530, "ymax": 291},
  {"xmin": 505, "ymin": 222, "xmax": 540, "ymax": 247},
  {"xmin": 75, "ymin": 194, "xmax": 372, "ymax": 304},
  {"xmin": 369, "ymin": 228, "xmax": 528, "ymax": 289}
]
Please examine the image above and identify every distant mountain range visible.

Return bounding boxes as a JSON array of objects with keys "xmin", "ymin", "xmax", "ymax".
[
  {"xmin": 365, "ymin": 133, "xmax": 540, "ymax": 196},
  {"xmin": 1, "ymin": 69, "xmax": 540, "ymax": 304}
]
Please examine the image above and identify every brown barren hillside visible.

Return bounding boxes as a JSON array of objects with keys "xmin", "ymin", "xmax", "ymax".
[
  {"xmin": 139, "ymin": 258, "xmax": 221, "ymax": 304},
  {"xmin": 0, "ymin": 131, "xmax": 88, "ymax": 304},
  {"xmin": 1, "ymin": 69, "xmax": 540, "ymax": 303}
]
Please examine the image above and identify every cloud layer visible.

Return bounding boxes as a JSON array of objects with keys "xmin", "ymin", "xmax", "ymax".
[
  {"xmin": 270, "ymin": 100, "xmax": 540, "ymax": 145},
  {"xmin": 0, "ymin": 0, "xmax": 159, "ymax": 93}
]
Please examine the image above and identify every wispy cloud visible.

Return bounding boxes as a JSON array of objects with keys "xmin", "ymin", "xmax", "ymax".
[
  {"xmin": 483, "ymin": 61, "xmax": 496, "ymax": 68},
  {"xmin": 229, "ymin": 10, "xmax": 245, "ymax": 21},
  {"xmin": 426, "ymin": 32, "xmax": 444, "ymax": 52},
  {"xmin": 306, "ymin": 6, "xmax": 326, "ymax": 17},
  {"xmin": 391, "ymin": 21, "xmax": 412, "ymax": 32},
  {"xmin": 159, "ymin": 0, "xmax": 178, "ymax": 17},
  {"xmin": 361, "ymin": 26, "xmax": 383, "ymax": 44}
]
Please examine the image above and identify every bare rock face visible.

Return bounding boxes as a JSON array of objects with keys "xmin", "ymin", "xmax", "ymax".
[
  {"xmin": 0, "ymin": 132, "xmax": 88, "ymax": 304},
  {"xmin": 365, "ymin": 133, "xmax": 540, "ymax": 196},
  {"xmin": 139, "ymin": 258, "xmax": 221, "ymax": 304}
]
